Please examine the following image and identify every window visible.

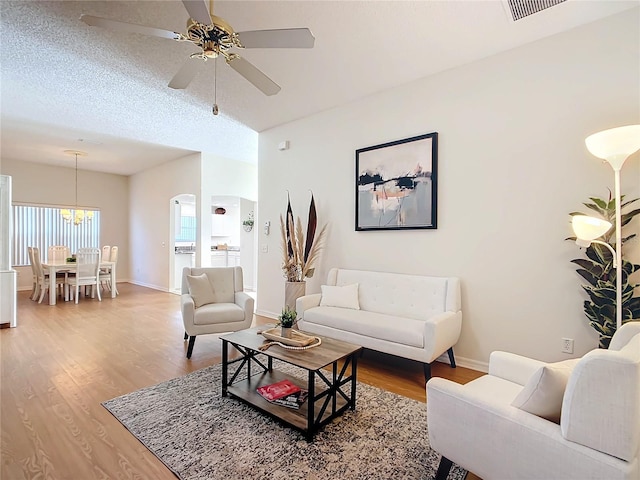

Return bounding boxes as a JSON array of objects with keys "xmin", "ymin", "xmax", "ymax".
[
  {"xmin": 177, "ymin": 215, "xmax": 196, "ymax": 242},
  {"xmin": 12, "ymin": 204, "xmax": 100, "ymax": 266}
]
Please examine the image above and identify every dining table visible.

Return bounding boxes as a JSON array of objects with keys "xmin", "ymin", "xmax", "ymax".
[{"xmin": 41, "ymin": 260, "xmax": 117, "ymax": 306}]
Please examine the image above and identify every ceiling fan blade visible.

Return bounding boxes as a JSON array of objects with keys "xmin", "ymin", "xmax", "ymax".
[
  {"xmin": 237, "ymin": 28, "xmax": 315, "ymax": 48},
  {"xmin": 168, "ymin": 58, "xmax": 203, "ymax": 89},
  {"xmin": 80, "ymin": 15, "xmax": 182, "ymax": 40},
  {"xmin": 182, "ymin": 0, "xmax": 212, "ymax": 25},
  {"xmin": 226, "ymin": 56, "xmax": 281, "ymax": 96}
]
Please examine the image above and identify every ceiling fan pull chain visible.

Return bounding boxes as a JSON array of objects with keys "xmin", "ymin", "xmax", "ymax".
[{"xmin": 212, "ymin": 56, "xmax": 219, "ymax": 115}]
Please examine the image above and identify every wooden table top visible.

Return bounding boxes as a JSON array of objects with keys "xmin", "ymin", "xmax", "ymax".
[{"xmin": 220, "ymin": 326, "xmax": 362, "ymax": 371}]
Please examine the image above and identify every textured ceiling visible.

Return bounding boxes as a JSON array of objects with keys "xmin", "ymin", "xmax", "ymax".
[{"xmin": 1, "ymin": 1, "xmax": 637, "ymax": 175}]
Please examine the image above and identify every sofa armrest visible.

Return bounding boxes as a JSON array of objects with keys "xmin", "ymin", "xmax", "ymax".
[
  {"xmin": 235, "ymin": 291, "xmax": 255, "ymax": 321},
  {"xmin": 423, "ymin": 311, "xmax": 462, "ymax": 363},
  {"xmin": 181, "ymin": 294, "xmax": 195, "ymax": 332},
  {"xmin": 296, "ymin": 293, "xmax": 322, "ymax": 317},
  {"xmin": 489, "ymin": 351, "xmax": 546, "ymax": 386}
]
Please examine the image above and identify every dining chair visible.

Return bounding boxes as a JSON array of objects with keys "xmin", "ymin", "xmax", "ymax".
[
  {"xmin": 101, "ymin": 245, "xmax": 111, "ymax": 262},
  {"xmin": 48, "ymin": 245, "xmax": 70, "ymax": 263},
  {"xmin": 99, "ymin": 246, "xmax": 118, "ymax": 294},
  {"xmin": 32, "ymin": 247, "xmax": 66, "ymax": 303},
  {"xmin": 27, "ymin": 246, "xmax": 38, "ymax": 300},
  {"xmin": 48, "ymin": 245, "xmax": 73, "ymax": 292},
  {"xmin": 66, "ymin": 248, "xmax": 102, "ymax": 304}
]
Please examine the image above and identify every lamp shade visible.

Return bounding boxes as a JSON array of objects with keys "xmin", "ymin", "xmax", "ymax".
[
  {"xmin": 585, "ymin": 125, "xmax": 640, "ymax": 169},
  {"xmin": 572, "ymin": 215, "xmax": 612, "ymax": 242}
]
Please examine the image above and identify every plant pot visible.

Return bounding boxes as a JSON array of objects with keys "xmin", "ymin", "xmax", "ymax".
[
  {"xmin": 281, "ymin": 327, "xmax": 293, "ymax": 339},
  {"xmin": 285, "ymin": 281, "xmax": 306, "ymax": 311}
]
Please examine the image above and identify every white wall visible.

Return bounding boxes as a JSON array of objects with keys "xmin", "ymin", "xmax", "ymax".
[
  {"xmin": 129, "ymin": 153, "xmax": 201, "ymax": 290},
  {"xmin": 1, "ymin": 159, "xmax": 129, "ymax": 288},
  {"xmin": 240, "ymin": 197, "xmax": 257, "ymax": 290},
  {"xmin": 256, "ymin": 10, "xmax": 640, "ymax": 369}
]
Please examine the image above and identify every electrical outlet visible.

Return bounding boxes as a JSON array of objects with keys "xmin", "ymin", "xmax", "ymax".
[{"xmin": 561, "ymin": 338, "xmax": 574, "ymax": 354}]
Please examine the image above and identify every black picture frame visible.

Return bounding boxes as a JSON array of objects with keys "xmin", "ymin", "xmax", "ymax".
[{"xmin": 355, "ymin": 132, "xmax": 438, "ymax": 231}]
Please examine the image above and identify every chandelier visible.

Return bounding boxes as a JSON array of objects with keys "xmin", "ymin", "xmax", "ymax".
[{"xmin": 61, "ymin": 150, "xmax": 94, "ymax": 225}]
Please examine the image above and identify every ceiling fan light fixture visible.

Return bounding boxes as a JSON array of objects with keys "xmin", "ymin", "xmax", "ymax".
[
  {"xmin": 186, "ymin": 15, "xmax": 238, "ymax": 56},
  {"xmin": 202, "ymin": 41, "xmax": 220, "ymax": 58}
]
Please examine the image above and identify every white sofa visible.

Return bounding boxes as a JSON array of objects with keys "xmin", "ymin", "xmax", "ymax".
[
  {"xmin": 296, "ymin": 268, "xmax": 462, "ymax": 379},
  {"xmin": 427, "ymin": 321, "xmax": 640, "ymax": 480}
]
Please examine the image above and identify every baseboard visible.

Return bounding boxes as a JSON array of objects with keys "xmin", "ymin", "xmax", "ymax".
[
  {"xmin": 128, "ymin": 280, "xmax": 169, "ymax": 292},
  {"xmin": 255, "ymin": 309, "xmax": 278, "ymax": 320},
  {"xmin": 436, "ymin": 352, "xmax": 488, "ymax": 373}
]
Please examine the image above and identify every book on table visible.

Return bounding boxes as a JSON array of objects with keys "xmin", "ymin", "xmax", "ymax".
[
  {"xmin": 256, "ymin": 379, "xmax": 300, "ymax": 401},
  {"xmin": 270, "ymin": 390, "xmax": 309, "ymax": 410},
  {"xmin": 256, "ymin": 379, "xmax": 308, "ymax": 409}
]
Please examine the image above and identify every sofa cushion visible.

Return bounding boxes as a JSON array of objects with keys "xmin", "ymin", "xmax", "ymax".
[
  {"xmin": 511, "ymin": 359, "xmax": 580, "ymax": 423},
  {"xmin": 187, "ymin": 267, "xmax": 236, "ymax": 303},
  {"xmin": 303, "ymin": 306, "xmax": 424, "ymax": 348},
  {"xmin": 186, "ymin": 273, "xmax": 216, "ymax": 308},
  {"xmin": 332, "ymin": 269, "xmax": 449, "ymax": 321},
  {"xmin": 320, "ymin": 283, "xmax": 360, "ymax": 310},
  {"xmin": 193, "ymin": 303, "xmax": 245, "ymax": 325}
]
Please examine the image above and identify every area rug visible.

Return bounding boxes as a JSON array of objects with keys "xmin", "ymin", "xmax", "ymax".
[{"xmin": 102, "ymin": 361, "xmax": 466, "ymax": 480}]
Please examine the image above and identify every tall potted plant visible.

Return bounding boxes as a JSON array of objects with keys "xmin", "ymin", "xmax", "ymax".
[
  {"xmin": 569, "ymin": 192, "xmax": 640, "ymax": 348},
  {"xmin": 280, "ymin": 193, "xmax": 327, "ymax": 309}
]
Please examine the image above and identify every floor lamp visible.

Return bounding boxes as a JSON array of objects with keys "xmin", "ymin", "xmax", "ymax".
[{"xmin": 584, "ymin": 124, "xmax": 640, "ymax": 330}]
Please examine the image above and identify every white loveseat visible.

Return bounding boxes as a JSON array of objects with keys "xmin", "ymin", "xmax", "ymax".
[
  {"xmin": 296, "ymin": 268, "xmax": 462, "ymax": 379},
  {"xmin": 427, "ymin": 321, "xmax": 640, "ymax": 480}
]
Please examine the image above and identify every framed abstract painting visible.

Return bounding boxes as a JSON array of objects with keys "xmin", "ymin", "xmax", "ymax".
[{"xmin": 355, "ymin": 132, "xmax": 438, "ymax": 231}]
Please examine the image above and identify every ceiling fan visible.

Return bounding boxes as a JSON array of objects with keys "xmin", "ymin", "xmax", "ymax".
[{"xmin": 80, "ymin": 0, "xmax": 314, "ymax": 98}]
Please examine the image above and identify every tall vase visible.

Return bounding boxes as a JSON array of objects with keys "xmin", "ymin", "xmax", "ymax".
[{"xmin": 285, "ymin": 281, "xmax": 306, "ymax": 311}]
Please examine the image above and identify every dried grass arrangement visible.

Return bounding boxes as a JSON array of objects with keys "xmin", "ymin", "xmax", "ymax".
[{"xmin": 280, "ymin": 193, "xmax": 327, "ymax": 282}]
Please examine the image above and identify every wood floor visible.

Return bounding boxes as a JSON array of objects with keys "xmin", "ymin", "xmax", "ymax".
[{"xmin": 1, "ymin": 283, "xmax": 484, "ymax": 480}]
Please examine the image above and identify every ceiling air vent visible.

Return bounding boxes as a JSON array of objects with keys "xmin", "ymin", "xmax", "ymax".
[{"xmin": 504, "ymin": 0, "xmax": 567, "ymax": 21}]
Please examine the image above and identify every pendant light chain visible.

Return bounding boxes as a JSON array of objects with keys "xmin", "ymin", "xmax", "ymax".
[
  {"xmin": 61, "ymin": 149, "xmax": 93, "ymax": 226},
  {"xmin": 75, "ymin": 152, "xmax": 79, "ymax": 209}
]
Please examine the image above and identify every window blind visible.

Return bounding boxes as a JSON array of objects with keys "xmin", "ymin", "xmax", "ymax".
[{"xmin": 12, "ymin": 205, "xmax": 100, "ymax": 266}]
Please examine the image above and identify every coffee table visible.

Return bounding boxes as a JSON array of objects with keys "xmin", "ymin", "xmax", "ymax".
[{"xmin": 220, "ymin": 326, "xmax": 362, "ymax": 441}]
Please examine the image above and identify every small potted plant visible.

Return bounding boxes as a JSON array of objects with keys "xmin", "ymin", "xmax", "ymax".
[
  {"xmin": 242, "ymin": 218, "xmax": 254, "ymax": 232},
  {"xmin": 243, "ymin": 211, "xmax": 254, "ymax": 232},
  {"xmin": 277, "ymin": 306, "xmax": 297, "ymax": 338}
]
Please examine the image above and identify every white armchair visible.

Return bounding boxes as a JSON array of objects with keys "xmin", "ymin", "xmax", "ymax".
[
  {"xmin": 181, "ymin": 266, "xmax": 254, "ymax": 359},
  {"xmin": 427, "ymin": 322, "xmax": 640, "ymax": 480}
]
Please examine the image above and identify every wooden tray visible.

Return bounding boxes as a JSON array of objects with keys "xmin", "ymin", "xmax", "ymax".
[{"xmin": 261, "ymin": 327, "xmax": 318, "ymax": 347}]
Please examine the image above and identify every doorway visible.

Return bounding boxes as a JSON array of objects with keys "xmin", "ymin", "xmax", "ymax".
[{"xmin": 170, "ymin": 193, "xmax": 196, "ymax": 294}]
